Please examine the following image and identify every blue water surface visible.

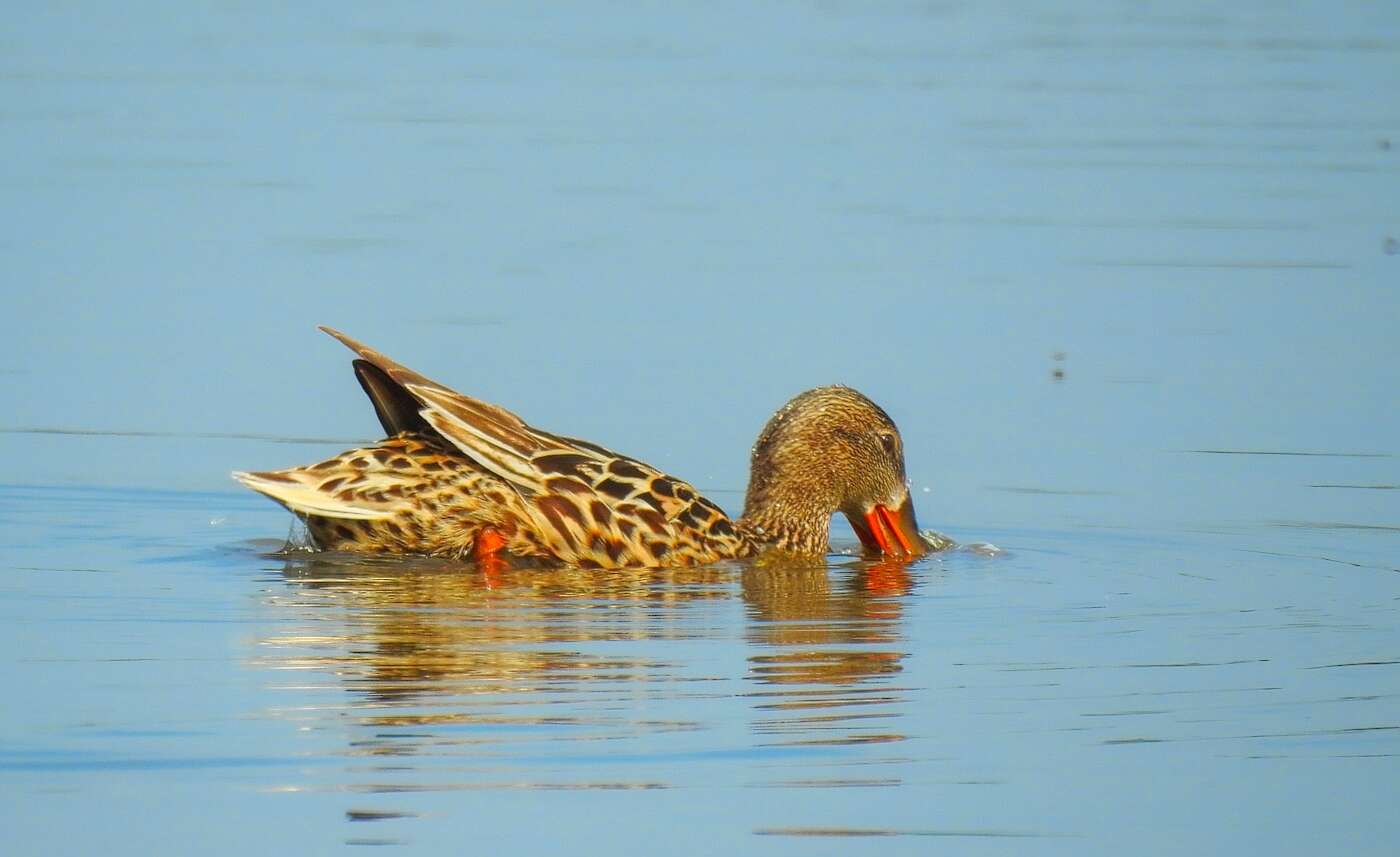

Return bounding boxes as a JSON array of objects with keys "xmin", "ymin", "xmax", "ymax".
[{"xmin": 2, "ymin": 1, "xmax": 1398, "ymax": 854}]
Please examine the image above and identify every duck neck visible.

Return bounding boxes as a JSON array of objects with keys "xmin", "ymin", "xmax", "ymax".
[{"xmin": 738, "ymin": 487, "xmax": 833, "ymax": 555}]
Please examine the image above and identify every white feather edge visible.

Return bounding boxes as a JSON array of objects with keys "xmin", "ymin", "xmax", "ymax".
[
  {"xmin": 407, "ymin": 391, "xmax": 592, "ymax": 557},
  {"xmin": 231, "ymin": 471, "xmax": 394, "ymax": 520},
  {"xmin": 411, "ymin": 411, "xmax": 581, "ymax": 557},
  {"xmin": 410, "ymin": 386, "xmax": 543, "ymax": 484}
]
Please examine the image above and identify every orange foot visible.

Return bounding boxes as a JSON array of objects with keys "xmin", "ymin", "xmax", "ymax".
[{"xmin": 473, "ymin": 527, "xmax": 510, "ymax": 588}]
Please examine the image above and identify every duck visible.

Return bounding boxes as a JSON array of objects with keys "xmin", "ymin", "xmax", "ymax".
[{"xmin": 234, "ymin": 327, "xmax": 927, "ymax": 568}]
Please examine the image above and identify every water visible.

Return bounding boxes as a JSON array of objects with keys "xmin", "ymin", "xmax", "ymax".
[{"xmin": 3, "ymin": 1, "xmax": 1399, "ymax": 853}]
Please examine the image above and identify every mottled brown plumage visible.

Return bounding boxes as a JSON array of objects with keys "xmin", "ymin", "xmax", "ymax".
[{"xmin": 235, "ymin": 328, "xmax": 925, "ymax": 568}]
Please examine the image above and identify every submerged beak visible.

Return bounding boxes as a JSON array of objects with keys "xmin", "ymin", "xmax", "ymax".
[{"xmin": 850, "ymin": 495, "xmax": 925, "ymax": 559}]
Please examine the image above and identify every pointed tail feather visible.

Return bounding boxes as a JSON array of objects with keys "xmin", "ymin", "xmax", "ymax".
[{"xmin": 232, "ymin": 470, "xmax": 393, "ymax": 520}]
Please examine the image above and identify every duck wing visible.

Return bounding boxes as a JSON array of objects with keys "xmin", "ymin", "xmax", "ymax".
[{"xmin": 319, "ymin": 327, "xmax": 735, "ymax": 565}]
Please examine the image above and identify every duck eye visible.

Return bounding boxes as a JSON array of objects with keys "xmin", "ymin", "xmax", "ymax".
[{"xmin": 878, "ymin": 432, "xmax": 897, "ymax": 454}]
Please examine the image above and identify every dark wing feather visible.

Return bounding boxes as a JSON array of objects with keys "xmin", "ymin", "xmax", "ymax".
[
  {"xmin": 354, "ymin": 359, "xmax": 430, "ymax": 436},
  {"xmin": 319, "ymin": 326, "xmax": 737, "ymax": 565},
  {"xmin": 321, "ymin": 326, "xmax": 543, "ymax": 484}
]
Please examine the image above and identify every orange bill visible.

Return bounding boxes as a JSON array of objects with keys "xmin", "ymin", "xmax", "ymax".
[{"xmin": 849, "ymin": 496, "xmax": 925, "ymax": 559}]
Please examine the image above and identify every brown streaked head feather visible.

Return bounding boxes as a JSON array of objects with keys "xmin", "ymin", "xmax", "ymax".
[{"xmin": 738, "ymin": 385, "xmax": 919, "ymax": 556}]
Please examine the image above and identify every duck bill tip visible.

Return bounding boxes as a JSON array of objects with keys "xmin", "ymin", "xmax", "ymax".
[{"xmin": 852, "ymin": 496, "xmax": 925, "ymax": 559}]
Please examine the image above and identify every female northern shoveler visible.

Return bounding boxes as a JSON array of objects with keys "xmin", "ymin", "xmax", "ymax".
[{"xmin": 234, "ymin": 327, "xmax": 926, "ymax": 568}]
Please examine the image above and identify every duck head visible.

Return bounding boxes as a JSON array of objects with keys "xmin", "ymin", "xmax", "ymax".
[{"xmin": 741, "ymin": 386, "xmax": 926, "ymax": 559}]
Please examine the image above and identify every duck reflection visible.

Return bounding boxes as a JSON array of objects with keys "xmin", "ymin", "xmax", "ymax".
[
  {"xmin": 255, "ymin": 550, "xmax": 919, "ymax": 778},
  {"xmin": 740, "ymin": 559, "xmax": 915, "ymax": 749},
  {"xmin": 269, "ymin": 552, "xmax": 734, "ymax": 704}
]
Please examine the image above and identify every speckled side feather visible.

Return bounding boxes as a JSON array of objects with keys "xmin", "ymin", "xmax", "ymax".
[{"xmin": 235, "ymin": 328, "xmax": 749, "ymax": 568}]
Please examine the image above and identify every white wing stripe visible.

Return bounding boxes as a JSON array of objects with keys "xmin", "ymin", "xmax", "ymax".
[{"xmin": 231, "ymin": 471, "xmax": 394, "ymax": 520}]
